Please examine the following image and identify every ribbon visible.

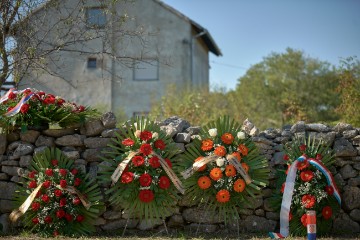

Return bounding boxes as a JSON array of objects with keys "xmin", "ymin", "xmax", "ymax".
[
  {"xmin": 181, "ymin": 154, "xmax": 252, "ymax": 184},
  {"xmin": 5, "ymin": 92, "xmax": 34, "ymax": 117},
  {"xmin": 111, "ymin": 151, "xmax": 139, "ymax": 185},
  {"xmin": 0, "ymin": 88, "xmax": 15, "ymax": 104},
  {"xmin": 60, "ymin": 185, "xmax": 91, "ymax": 210},
  {"xmin": 10, "ymin": 183, "xmax": 44, "ymax": 222},
  {"xmin": 269, "ymin": 155, "xmax": 341, "ymax": 239}
]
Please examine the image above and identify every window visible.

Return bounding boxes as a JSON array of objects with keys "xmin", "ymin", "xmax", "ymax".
[
  {"xmin": 133, "ymin": 59, "xmax": 159, "ymax": 81},
  {"xmin": 87, "ymin": 58, "xmax": 97, "ymax": 68},
  {"xmin": 86, "ymin": 8, "xmax": 106, "ymax": 28}
]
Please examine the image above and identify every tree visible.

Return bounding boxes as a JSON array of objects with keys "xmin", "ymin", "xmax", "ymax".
[
  {"xmin": 231, "ymin": 48, "xmax": 339, "ymax": 129},
  {"xmin": 0, "ymin": 0, "xmax": 148, "ymax": 90}
]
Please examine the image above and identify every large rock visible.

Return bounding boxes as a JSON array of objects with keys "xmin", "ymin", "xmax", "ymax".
[
  {"xmin": 340, "ymin": 164, "xmax": 358, "ymax": 179},
  {"xmin": 333, "ymin": 211, "xmax": 360, "ymax": 233},
  {"xmin": 243, "ymin": 215, "xmax": 277, "ymax": 232},
  {"xmin": 137, "ymin": 218, "xmax": 163, "ymax": 230},
  {"xmin": 308, "ymin": 132, "xmax": 336, "ymax": 146},
  {"xmin": 1, "ymin": 166, "xmax": 23, "ymax": 176},
  {"xmin": 42, "ymin": 128, "xmax": 75, "ymax": 137},
  {"xmin": 84, "ymin": 137, "xmax": 111, "ymax": 148},
  {"xmin": 333, "ymin": 122, "xmax": 353, "ymax": 133},
  {"xmin": 342, "ymin": 186, "xmax": 360, "ymax": 211},
  {"xmin": 306, "ymin": 123, "xmax": 330, "ymax": 132},
  {"xmin": 35, "ymin": 135, "xmax": 55, "ymax": 147},
  {"xmin": 12, "ymin": 143, "xmax": 34, "ymax": 159},
  {"xmin": 174, "ymin": 133, "xmax": 191, "ymax": 143},
  {"xmin": 167, "ymin": 214, "xmax": 184, "ymax": 227},
  {"xmin": 162, "ymin": 116, "xmax": 190, "ymax": 133},
  {"xmin": 0, "ymin": 181, "xmax": 17, "ymax": 200},
  {"xmin": 20, "ymin": 130, "xmax": 40, "ymax": 143},
  {"xmin": 0, "ymin": 213, "xmax": 10, "ymax": 233},
  {"xmin": 101, "ymin": 219, "xmax": 139, "ymax": 231},
  {"xmin": 101, "ymin": 128, "xmax": 121, "ymax": 138},
  {"xmin": 62, "ymin": 150, "xmax": 80, "ymax": 160},
  {"xmin": 80, "ymin": 119, "xmax": 106, "ymax": 137},
  {"xmin": 0, "ymin": 134, "xmax": 7, "ymax": 155},
  {"xmin": 0, "ymin": 199, "xmax": 14, "ymax": 213},
  {"xmin": 290, "ymin": 121, "xmax": 306, "ymax": 133},
  {"xmin": 103, "ymin": 210, "xmax": 122, "ymax": 220},
  {"xmin": 55, "ymin": 134, "xmax": 85, "ymax": 147},
  {"xmin": 182, "ymin": 208, "xmax": 222, "ymax": 224},
  {"xmin": 349, "ymin": 209, "xmax": 360, "ymax": 222},
  {"xmin": 101, "ymin": 112, "xmax": 117, "ymax": 129},
  {"xmin": 19, "ymin": 155, "xmax": 32, "ymax": 167},
  {"xmin": 334, "ymin": 138, "xmax": 357, "ymax": 157},
  {"xmin": 343, "ymin": 130, "xmax": 358, "ymax": 139},
  {"xmin": 82, "ymin": 149, "xmax": 104, "ymax": 162}
]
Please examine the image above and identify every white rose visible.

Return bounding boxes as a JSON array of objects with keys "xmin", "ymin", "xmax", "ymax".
[
  {"xmin": 237, "ymin": 131, "xmax": 246, "ymax": 139},
  {"xmin": 208, "ymin": 128, "xmax": 218, "ymax": 137},
  {"xmin": 152, "ymin": 132, "xmax": 159, "ymax": 140},
  {"xmin": 216, "ymin": 157, "xmax": 225, "ymax": 167}
]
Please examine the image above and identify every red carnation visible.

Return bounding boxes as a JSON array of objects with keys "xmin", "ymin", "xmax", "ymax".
[
  {"xmin": 43, "ymin": 180, "xmax": 51, "ymax": 189},
  {"xmin": 122, "ymin": 138, "xmax": 135, "ymax": 147},
  {"xmin": 315, "ymin": 154, "xmax": 322, "ymax": 161},
  {"xmin": 60, "ymin": 179, "xmax": 67, "ymax": 188},
  {"xmin": 32, "ymin": 217, "xmax": 39, "ymax": 225},
  {"xmin": 31, "ymin": 202, "xmax": 40, "ymax": 211},
  {"xmin": 140, "ymin": 130, "xmax": 152, "ymax": 141},
  {"xmin": 154, "ymin": 139, "xmax": 166, "ymax": 150},
  {"xmin": 59, "ymin": 169, "xmax": 67, "ymax": 177},
  {"xmin": 139, "ymin": 173, "xmax": 152, "ymax": 187},
  {"xmin": 56, "ymin": 209, "xmax": 66, "ymax": 218},
  {"xmin": 149, "ymin": 156, "xmax": 161, "ymax": 168},
  {"xmin": 45, "ymin": 169, "xmax": 53, "ymax": 176},
  {"xmin": 74, "ymin": 178, "xmax": 81, "ymax": 186},
  {"xmin": 73, "ymin": 197, "xmax": 81, "ymax": 205},
  {"xmin": 20, "ymin": 104, "xmax": 30, "ymax": 114},
  {"xmin": 322, "ymin": 206, "xmax": 332, "ymax": 220},
  {"xmin": 44, "ymin": 215, "xmax": 53, "ymax": 224},
  {"xmin": 300, "ymin": 170, "xmax": 314, "ymax": 182},
  {"xmin": 299, "ymin": 144, "xmax": 307, "ymax": 151},
  {"xmin": 28, "ymin": 180, "xmax": 37, "ymax": 189},
  {"xmin": 121, "ymin": 172, "xmax": 134, "ymax": 184},
  {"xmin": 54, "ymin": 189, "xmax": 62, "ymax": 197},
  {"xmin": 43, "ymin": 96, "xmax": 56, "ymax": 104},
  {"xmin": 132, "ymin": 155, "xmax": 145, "ymax": 167},
  {"xmin": 28, "ymin": 171, "xmax": 37, "ymax": 179},
  {"xmin": 59, "ymin": 198, "xmax": 67, "ymax": 207},
  {"xmin": 139, "ymin": 189, "xmax": 154, "ymax": 203},
  {"xmin": 301, "ymin": 194, "xmax": 316, "ymax": 208},
  {"xmin": 325, "ymin": 185, "xmax": 334, "ymax": 195},
  {"xmin": 139, "ymin": 143, "xmax": 152, "ymax": 156},
  {"xmin": 158, "ymin": 176, "xmax": 171, "ymax": 189},
  {"xmin": 8, "ymin": 91, "xmax": 16, "ymax": 99},
  {"xmin": 301, "ymin": 214, "xmax": 307, "ymax": 227},
  {"xmin": 51, "ymin": 159, "xmax": 58, "ymax": 166},
  {"xmin": 283, "ymin": 154, "xmax": 289, "ymax": 161},
  {"xmin": 71, "ymin": 168, "xmax": 78, "ymax": 175},
  {"xmin": 165, "ymin": 158, "xmax": 172, "ymax": 168},
  {"xmin": 42, "ymin": 194, "xmax": 50, "ymax": 203},
  {"xmin": 76, "ymin": 215, "xmax": 85, "ymax": 222},
  {"xmin": 297, "ymin": 160, "xmax": 309, "ymax": 170},
  {"xmin": 65, "ymin": 213, "xmax": 73, "ymax": 222}
]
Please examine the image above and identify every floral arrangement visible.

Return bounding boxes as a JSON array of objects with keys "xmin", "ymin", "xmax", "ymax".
[
  {"xmin": 0, "ymin": 88, "xmax": 99, "ymax": 132},
  {"xmin": 98, "ymin": 117, "xmax": 184, "ymax": 223},
  {"xmin": 271, "ymin": 137, "xmax": 341, "ymax": 237},
  {"xmin": 175, "ymin": 116, "xmax": 269, "ymax": 223},
  {"xmin": 11, "ymin": 148, "xmax": 105, "ymax": 237}
]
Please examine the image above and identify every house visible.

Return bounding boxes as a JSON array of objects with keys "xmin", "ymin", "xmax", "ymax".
[{"xmin": 17, "ymin": 0, "xmax": 222, "ymax": 117}]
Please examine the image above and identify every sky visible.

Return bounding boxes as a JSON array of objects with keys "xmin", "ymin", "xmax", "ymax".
[{"xmin": 162, "ymin": 0, "xmax": 360, "ymax": 91}]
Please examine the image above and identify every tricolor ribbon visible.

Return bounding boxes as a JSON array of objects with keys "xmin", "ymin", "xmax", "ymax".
[
  {"xmin": 0, "ymin": 88, "xmax": 15, "ymax": 104},
  {"xmin": 4, "ymin": 92, "xmax": 34, "ymax": 117},
  {"xmin": 269, "ymin": 155, "xmax": 341, "ymax": 239}
]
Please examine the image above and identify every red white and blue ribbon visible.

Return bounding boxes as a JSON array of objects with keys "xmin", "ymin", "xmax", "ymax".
[
  {"xmin": 0, "ymin": 88, "xmax": 15, "ymax": 104},
  {"xmin": 269, "ymin": 155, "xmax": 341, "ymax": 239},
  {"xmin": 4, "ymin": 92, "xmax": 34, "ymax": 117}
]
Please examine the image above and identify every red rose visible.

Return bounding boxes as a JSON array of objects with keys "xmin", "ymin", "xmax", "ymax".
[
  {"xmin": 158, "ymin": 176, "xmax": 170, "ymax": 189},
  {"xmin": 121, "ymin": 172, "xmax": 134, "ymax": 184},
  {"xmin": 139, "ymin": 143, "xmax": 152, "ymax": 155},
  {"xmin": 32, "ymin": 217, "xmax": 39, "ymax": 225},
  {"xmin": 65, "ymin": 213, "xmax": 73, "ymax": 222},
  {"xmin": 59, "ymin": 198, "xmax": 67, "ymax": 207},
  {"xmin": 325, "ymin": 185, "xmax": 334, "ymax": 195},
  {"xmin": 78, "ymin": 105, "xmax": 85, "ymax": 112},
  {"xmin": 54, "ymin": 189, "xmax": 62, "ymax": 197},
  {"xmin": 315, "ymin": 154, "xmax": 322, "ymax": 161},
  {"xmin": 322, "ymin": 206, "xmax": 332, "ymax": 220},
  {"xmin": 56, "ymin": 209, "xmax": 66, "ymax": 218},
  {"xmin": 132, "ymin": 155, "xmax": 145, "ymax": 167},
  {"xmin": 36, "ymin": 191, "xmax": 41, "ymax": 198},
  {"xmin": 139, "ymin": 189, "xmax": 154, "ymax": 203},
  {"xmin": 8, "ymin": 91, "xmax": 16, "ymax": 99},
  {"xmin": 60, "ymin": 179, "xmax": 67, "ymax": 188},
  {"xmin": 51, "ymin": 159, "xmax": 58, "ymax": 166},
  {"xmin": 140, "ymin": 130, "xmax": 152, "ymax": 141},
  {"xmin": 301, "ymin": 214, "xmax": 307, "ymax": 227},
  {"xmin": 297, "ymin": 160, "xmax": 309, "ymax": 170},
  {"xmin": 45, "ymin": 169, "xmax": 53, "ymax": 176},
  {"xmin": 165, "ymin": 158, "xmax": 172, "ymax": 168},
  {"xmin": 57, "ymin": 98, "xmax": 65, "ymax": 105},
  {"xmin": 301, "ymin": 194, "xmax": 316, "ymax": 208},
  {"xmin": 23, "ymin": 89, "xmax": 32, "ymax": 95},
  {"xmin": 71, "ymin": 168, "xmax": 78, "ymax": 175},
  {"xmin": 300, "ymin": 170, "xmax": 314, "ymax": 182},
  {"xmin": 299, "ymin": 144, "xmax": 307, "ymax": 151},
  {"xmin": 28, "ymin": 171, "xmax": 37, "ymax": 179},
  {"xmin": 74, "ymin": 178, "xmax": 81, "ymax": 186},
  {"xmin": 283, "ymin": 154, "xmax": 289, "ymax": 161},
  {"xmin": 44, "ymin": 215, "xmax": 52, "ymax": 224},
  {"xmin": 31, "ymin": 202, "xmax": 40, "ymax": 211},
  {"xmin": 37, "ymin": 91, "xmax": 45, "ymax": 97},
  {"xmin": 76, "ymin": 215, "xmax": 85, "ymax": 222},
  {"xmin": 42, "ymin": 194, "xmax": 50, "ymax": 203},
  {"xmin": 154, "ymin": 139, "xmax": 166, "ymax": 150},
  {"xmin": 20, "ymin": 104, "xmax": 30, "ymax": 114},
  {"xmin": 43, "ymin": 96, "xmax": 55, "ymax": 104},
  {"xmin": 59, "ymin": 169, "xmax": 67, "ymax": 177},
  {"xmin": 139, "ymin": 173, "xmax": 152, "ymax": 187},
  {"xmin": 28, "ymin": 180, "xmax": 37, "ymax": 189},
  {"xmin": 122, "ymin": 138, "xmax": 135, "ymax": 147},
  {"xmin": 73, "ymin": 197, "xmax": 81, "ymax": 205},
  {"xmin": 43, "ymin": 180, "xmax": 51, "ymax": 188},
  {"xmin": 149, "ymin": 156, "xmax": 160, "ymax": 168}
]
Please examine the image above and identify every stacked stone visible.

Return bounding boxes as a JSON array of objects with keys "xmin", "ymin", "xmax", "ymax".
[{"xmin": 0, "ymin": 115, "xmax": 359, "ymax": 234}]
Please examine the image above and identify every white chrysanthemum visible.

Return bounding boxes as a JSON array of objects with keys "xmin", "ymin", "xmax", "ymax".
[
  {"xmin": 152, "ymin": 132, "xmax": 159, "ymax": 140},
  {"xmin": 237, "ymin": 131, "xmax": 246, "ymax": 139},
  {"xmin": 216, "ymin": 157, "xmax": 225, "ymax": 167},
  {"xmin": 208, "ymin": 128, "xmax": 218, "ymax": 137}
]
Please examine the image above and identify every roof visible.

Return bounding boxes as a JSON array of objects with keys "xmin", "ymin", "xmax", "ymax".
[{"xmin": 155, "ymin": 0, "xmax": 222, "ymax": 56}]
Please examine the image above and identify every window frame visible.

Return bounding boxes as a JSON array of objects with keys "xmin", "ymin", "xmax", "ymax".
[
  {"xmin": 87, "ymin": 57, "xmax": 97, "ymax": 69},
  {"xmin": 85, "ymin": 7, "xmax": 106, "ymax": 28}
]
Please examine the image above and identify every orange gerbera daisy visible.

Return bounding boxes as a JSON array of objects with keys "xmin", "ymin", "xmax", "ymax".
[
  {"xmin": 238, "ymin": 144, "xmax": 248, "ymax": 156},
  {"xmin": 201, "ymin": 139, "xmax": 214, "ymax": 151},
  {"xmin": 225, "ymin": 165, "xmax": 236, "ymax": 177},
  {"xmin": 214, "ymin": 146, "xmax": 227, "ymax": 157},
  {"xmin": 221, "ymin": 133, "xmax": 234, "ymax": 144},
  {"xmin": 241, "ymin": 162, "xmax": 249, "ymax": 173},
  {"xmin": 210, "ymin": 167, "xmax": 223, "ymax": 181},
  {"xmin": 233, "ymin": 179, "xmax": 246, "ymax": 192},
  {"xmin": 216, "ymin": 189, "xmax": 230, "ymax": 203},
  {"xmin": 231, "ymin": 151, "xmax": 241, "ymax": 161},
  {"xmin": 194, "ymin": 156, "xmax": 206, "ymax": 171},
  {"xmin": 197, "ymin": 176, "xmax": 211, "ymax": 190}
]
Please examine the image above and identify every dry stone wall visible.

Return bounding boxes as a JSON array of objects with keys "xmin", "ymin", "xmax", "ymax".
[{"xmin": 0, "ymin": 114, "xmax": 359, "ymax": 234}]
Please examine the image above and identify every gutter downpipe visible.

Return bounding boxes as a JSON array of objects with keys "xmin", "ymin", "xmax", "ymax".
[{"xmin": 190, "ymin": 30, "xmax": 206, "ymax": 89}]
